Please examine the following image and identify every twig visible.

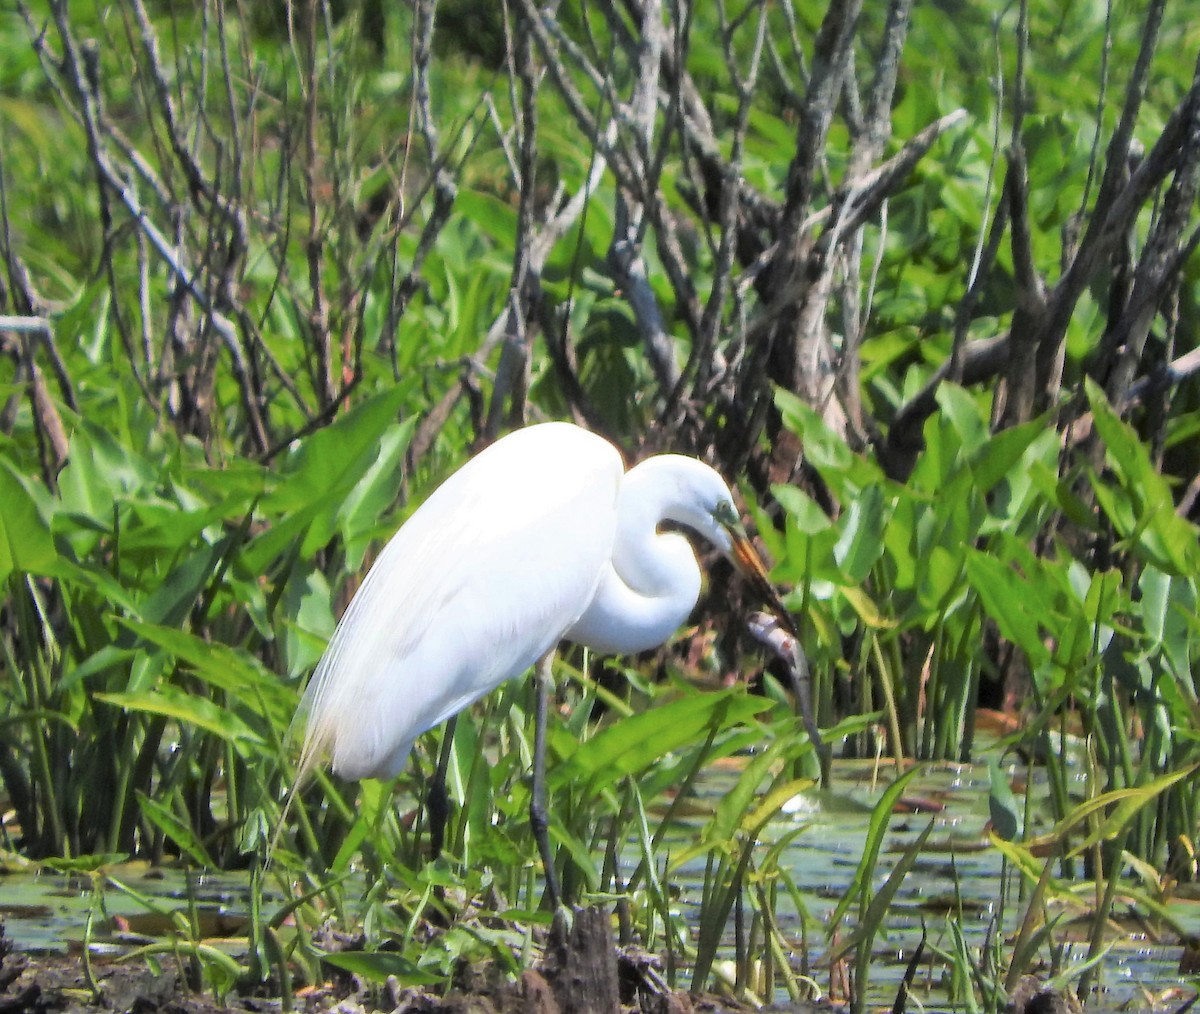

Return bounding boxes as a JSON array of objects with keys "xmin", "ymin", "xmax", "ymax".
[{"xmin": 0, "ymin": 315, "xmax": 52, "ymax": 335}]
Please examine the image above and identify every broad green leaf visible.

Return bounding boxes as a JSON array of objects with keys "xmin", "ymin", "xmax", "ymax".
[
  {"xmin": 1086, "ymin": 379, "xmax": 1200, "ymax": 575},
  {"xmin": 772, "ymin": 483, "xmax": 833, "ymax": 535},
  {"xmin": 551, "ymin": 820, "xmax": 601, "ymax": 894},
  {"xmin": 1138, "ymin": 567, "xmax": 1195, "ymax": 681},
  {"xmin": 833, "ymin": 483, "xmax": 888, "ymax": 583},
  {"xmin": 0, "ymin": 462, "xmax": 57, "ymax": 581},
  {"xmin": 332, "ymin": 780, "xmax": 388, "ymax": 872},
  {"xmin": 839, "ymin": 585, "xmax": 892, "ymax": 628},
  {"xmin": 882, "ymin": 493, "xmax": 918, "ymax": 590},
  {"xmin": 317, "ymin": 951, "xmax": 441, "ymax": 985},
  {"xmin": 339, "ymin": 416, "xmax": 417, "ymax": 570},
  {"xmin": 964, "ymin": 550, "xmax": 1049, "ymax": 662},
  {"xmin": 912, "ymin": 410, "xmax": 965, "ymax": 493},
  {"xmin": 918, "ymin": 544, "xmax": 965, "ymax": 616},
  {"xmin": 119, "ymin": 499, "xmax": 246, "ymax": 554},
  {"xmin": 137, "ymin": 540, "xmax": 222, "ymax": 628},
  {"xmin": 970, "ymin": 418, "xmax": 1048, "ymax": 496},
  {"xmin": 983, "ymin": 426, "xmax": 1060, "ymax": 533},
  {"xmin": 743, "ymin": 777, "xmax": 814, "ymax": 833},
  {"xmin": 240, "ymin": 506, "xmax": 315, "ymax": 575},
  {"xmin": 117, "ymin": 619, "xmax": 293, "ymax": 732},
  {"xmin": 58, "ymin": 645, "xmax": 137, "ymax": 692},
  {"xmin": 453, "ymin": 189, "xmax": 519, "ymax": 245},
  {"xmin": 54, "ymin": 557, "xmax": 143, "ymax": 616},
  {"xmin": 936, "ymin": 383, "xmax": 987, "ymax": 454},
  {"xmin": 251, "ymin": 387, "xmax": 411, "ymax": 567},
  {"xmin": 95, "ymin": 688, "xmax": 266, "ymax": 749},
  {"xmin": 281, "ymin": 568, "xmax": 335, "ymax": 679},
  {"xmin": 41, "ymin": 853, "xmax": 128, "ymax": 873},
  {"xmin": 553, "ymin": 689, "xmax": 769, "ymax": 790},
  {"xmin": 261, "ymin": 386, "xmax": 409, "ymax": 515},
  {"xmin": 57, "ymin": 418, "xmax": 157, "ymax": 525},
  {"xmin": 696, "ymin": 737, "xmax": 792, "ymax": 859},
  {"xmin": 987, "ymin": 758, "xmax": 1020, "ymax": 841},
  {"xmin": 773, "ymin": 388, "xmax": 883, "ymax": 495}
]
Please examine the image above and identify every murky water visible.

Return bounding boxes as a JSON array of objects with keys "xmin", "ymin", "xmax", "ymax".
[
  {"xmin": 670, "ymin": 758, "xmax": 1200, "ymax": 1009},
  {"xmin": 0, "ymin": 862, "xmax": 256, "ymax": 955},
  {"xmin": 2, "ymin": 757, "xmax": 1198, "ymax": 1010}
]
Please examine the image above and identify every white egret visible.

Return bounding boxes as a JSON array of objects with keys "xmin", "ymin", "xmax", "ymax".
[{"xmin": 294, "ymin": 421, "xmax": 795, "ymax": 903}]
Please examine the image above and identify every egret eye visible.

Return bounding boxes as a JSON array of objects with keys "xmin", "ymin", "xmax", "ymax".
[{"xmin": 713, "ymin": 499, "xmax": 739, "ymax": 528}]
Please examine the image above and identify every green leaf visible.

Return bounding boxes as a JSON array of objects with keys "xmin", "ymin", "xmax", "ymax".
[
  {"xmin": 987, "ymin": 758, "xmax": 1021, "ymax": 841},
  {"xmin": 936, "ymin": 383, "xmax": 987, "ymax": 455},
  {"xmin": 339, "ymin": 416, "xmax": 417, "ymax": 570},
  {"xmin": 261, "ymin": 387, "xmax": 409, "ymax": 515},
  {"xmin": 774, "ymin": 388, "xmax": 884, "ymax": 496},
  {"xmin": 248, "ymin": 386, "xmax": 411, "ymax": 569},
  {"xmin": 827, "ymin": 766, "xmax": 922, "ymax": 936},
  {"xmin": 95, "ymin": 688, "xmax": 267, "ymax": 749},
  {"xmin": 553, "ymin": 689, "xmax": 769, "ymax": 792},
  {"xmin": 1015, "ymin": 764, "xmax": 1200, "ymax": 859},
  {"xmin": 319, "ymin": 951, "xmax": 442, "ymax": 985},
  {"xmin": 772, "ymin": 484, "xmax": 832, "ymax": 535},
  {"xmin": 0, "ymin": 461, "xmax": 57, "ymax": 581},
  {"xmin": 970, "ymin": 418, "xmax": 1048, "ymax": 496},
  {"xmin": 135, "ymin": 791, "xmax": 216, "ymax": 867},
  {"xmin": 118, "ymin": 619, "xmax": 285, "ymax": 701},
  {"xmin": 281, "ymin": 568, "xmax": 335, "ymax": 679},
  {"xmin": 918, "ymin": 544, "xmax": 965, "ymax": 616},
  {"xmin": 964, "ymin": 550, "xmax": 1049, "ymax": 662},
  {"xmin": 834, "ymin": 483, "xmax": 888, "ymax": 583},
  {"xmin": 1085, "ymin": 379, "xmax": 1200, "ymax": 575},
  {"xmin": 1138, "ymin": 567, "xmax": 1194, "ymax": 681},
  {"xmin": 137, "ymin": 540, "xmax": 222, "ymax": 628},
  {"xmin": 670, "ymin": 737, "xmax": 793, "ymax": 870},
  {"xmin": 832, "ymin": 818, "xmax": 935, "ymax": 969},
  {"xmin": 57, "ymin": 418, "xmax": 157, "ymax": 525},
  {"xmin": 1063, "ymin": 765, "xmax": 1199, "ymax": 858}
]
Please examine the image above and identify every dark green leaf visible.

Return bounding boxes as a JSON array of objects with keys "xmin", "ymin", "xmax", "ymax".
[{"xmin": 987, "ymin": 758, "xmax": 1021, "ymax": 841}]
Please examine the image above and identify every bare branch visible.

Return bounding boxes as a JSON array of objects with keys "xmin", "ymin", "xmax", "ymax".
[
  {"xmin": 1044, "ymin": 41, "xmax": 1196, "ymax": 369},
  {"xmin": 1103, "ymin": 56, "xmax": 1200, "ymax": 404},
  {"xmin": 849, "ymin": 0, "xmax": 912, "ymax": 176},
  {"xmin": 774, "ymin": 0, "xmax": 862, "ymax": 260}
]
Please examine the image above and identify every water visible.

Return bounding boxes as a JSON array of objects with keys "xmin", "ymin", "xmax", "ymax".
[
  {"xmin": 0, "ymin": 862, "xmax": 257, "ymax": 955},
  {"xmin": 2, "ymin": 758, "xmax": 1198, "ymax": 1010},
  {"xmin": 662, "ymin": 756, "xmax": 1200, "ymax": 1009}
]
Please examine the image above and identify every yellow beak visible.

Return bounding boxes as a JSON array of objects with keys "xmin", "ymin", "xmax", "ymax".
[{"xmin": 726, "ymin": 522, "xmax": 800, "ymax": 640}]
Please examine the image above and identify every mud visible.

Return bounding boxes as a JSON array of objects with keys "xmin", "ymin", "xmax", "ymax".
[{"xmin": 0, "ymin": 913, "xmax": 837, "ymax": 1014}]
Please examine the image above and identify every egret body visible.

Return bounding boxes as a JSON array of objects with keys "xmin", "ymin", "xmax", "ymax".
[{"xmin": 295, "ymin": 421, "xmax": 792, "ymax": 899}]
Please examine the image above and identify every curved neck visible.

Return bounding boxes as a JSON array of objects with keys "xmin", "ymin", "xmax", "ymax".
[
  {"xmin": 566, "ymin": 456, "xmax": 725, "ymax": 655},
  {"xmin": 611, "ymin": 458, "xmax": 696, "ymax": 595}
]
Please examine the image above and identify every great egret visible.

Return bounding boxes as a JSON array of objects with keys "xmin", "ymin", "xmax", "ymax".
[{"xmin": 295, "ymin": 421, "xmax": 796, "ymax": 903}]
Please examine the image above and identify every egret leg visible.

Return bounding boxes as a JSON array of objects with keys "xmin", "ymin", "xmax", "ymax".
[
  {"xmin": 428, "ymin": 715, "xmax": 457, "ymax": 859},
  {"xmin": 530, "ymin": 653, "xmax": 562, "ymax": 908}
]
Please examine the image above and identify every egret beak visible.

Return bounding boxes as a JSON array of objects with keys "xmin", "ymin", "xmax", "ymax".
[{"xmin": 717, "ymin": 508, "xmax": 801, "ymax": 639}]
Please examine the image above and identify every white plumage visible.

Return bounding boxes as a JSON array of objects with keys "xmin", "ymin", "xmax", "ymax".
[{"xmin": 295, "ymin": 420, "xmax": 772, "ymax": 785}]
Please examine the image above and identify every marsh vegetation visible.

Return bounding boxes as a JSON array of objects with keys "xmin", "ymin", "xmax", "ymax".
[{"xmin": 2, "ymin": 1, "xmax": 1200, "ymax": 1010}]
